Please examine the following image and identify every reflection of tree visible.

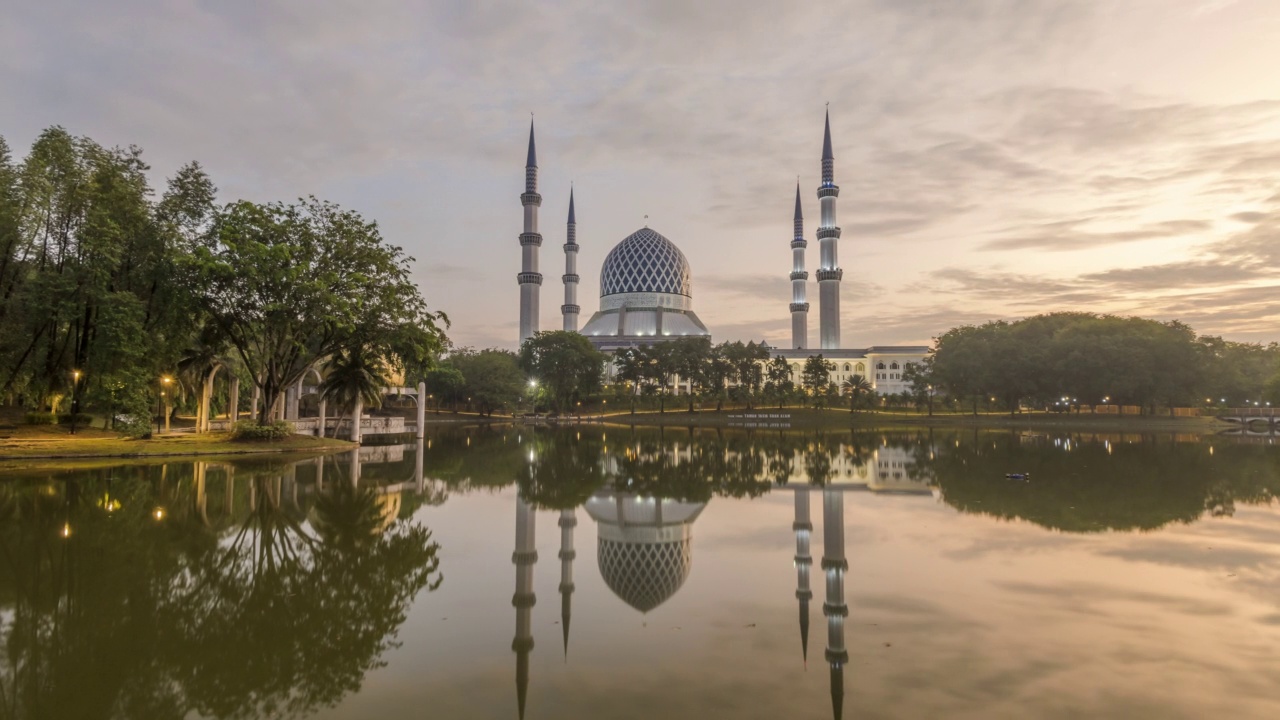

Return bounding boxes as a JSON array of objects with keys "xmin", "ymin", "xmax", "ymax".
[
  {"xmin": 929, "ymin": 433, "xmax": 1280, "ymax": 532},
  {"xmin": 163, "ymin": 472, "xmax": 442, "ymax": 719},
  {"xmin": 0, "ymin": 462, "xmax": 442, "ymax": 720},
  {"xmin": 428, "ymin": 425, "xmax": 1280, "ymax": 535},
  {"xmin": 517, "ymin": 433, "xmax": 608, "ymax": 510}
]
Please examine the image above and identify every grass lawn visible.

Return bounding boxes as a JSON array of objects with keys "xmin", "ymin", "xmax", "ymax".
[{"xmin": 0, "ymin": 420, "xmax": 354, "ymax": 461}]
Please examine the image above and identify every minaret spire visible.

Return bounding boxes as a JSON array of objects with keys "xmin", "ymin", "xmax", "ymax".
[
  {"xmin": 562, "ymin": 187, "xmax": 580, "ymax": 332},
  {"xmin": 794, "ymin": 488, "xmax": 813, "ymax": 665},
  {"xmin": 822, "ymin": 487, "xmax": 848, "ymax": 720},
  {"xmin": 526, "ymin": 117, "xmax": 537, "ymax": 168},
  {"xmin": 558, "ymin": 508, "xmax": 578, "ymax": 657},
  {"xmin": 816, "ymin": 108, "xmax": 843, "ymax": 349},
  {"xmin": 511, "ymin": 493, "xmax": 538, "ymax": 720},
  {"xmin": 518, "ymin": 119, "xmax": 544, "ymax": 345},
  {"xmin": 789, "ymin": 182, "xmax": 810, "ymax": 349}
]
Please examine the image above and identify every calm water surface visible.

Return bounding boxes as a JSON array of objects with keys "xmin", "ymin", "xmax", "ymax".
[{"xmin": 4, "ymin": 426, "xmax": 1280, "ymax": 719}]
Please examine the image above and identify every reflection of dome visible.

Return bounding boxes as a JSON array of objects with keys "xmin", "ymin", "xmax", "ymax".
[
  {"xmin": 599, "ymin": 228, "xmax": 691, "ymax": 297},
  {"xmin": 584, "ymin": 492, "xmax": 706, "ymax": 613},
  {"xmin": 598, "ymin": 537, "xmax": 691, "ymax": 613}
]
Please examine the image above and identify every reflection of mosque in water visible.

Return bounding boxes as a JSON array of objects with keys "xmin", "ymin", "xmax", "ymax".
[{"xmin": 507, "ymin": 441, "xmax": 933, "ymax": 720}]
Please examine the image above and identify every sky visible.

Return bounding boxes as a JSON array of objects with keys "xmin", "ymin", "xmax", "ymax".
[{"xmin": 4, "ymin": 0, "xmax": 1280, "ymax": 350}]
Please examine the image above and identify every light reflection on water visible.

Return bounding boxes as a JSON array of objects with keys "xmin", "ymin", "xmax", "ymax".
[{"xmin": 3, "ymin": 426, "xmax": 1280, "ymax": 719}]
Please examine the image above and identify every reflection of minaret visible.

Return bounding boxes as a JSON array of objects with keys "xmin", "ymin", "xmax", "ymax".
[
  {"xmin": 794, "ymin": 488, "xmax": 813, "ymax": 665},
  {"xmin": 822, "ymin": 488, "xmax": 848, "ymax": 720},
  {"xmin": 512, "ymin": 496, "xmax": 538, "ymax": 719},
  {"xmin": 558, "ymin": 508, "xmax": 577, "ymax": 657}
]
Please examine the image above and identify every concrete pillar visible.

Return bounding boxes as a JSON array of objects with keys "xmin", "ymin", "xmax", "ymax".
[
  {"xmin": 414, "ymin": 437, "xmax": 424, "ymax": 494},
  {"xmin": 317, "ymin": 399, "xmax": 327, "ymax": 438},
  {"xmin": 352, "ymin": 395, "xmax": 363, "ymax": 444},
  {"xmin": 416, "ymin": 381, "xmax": 426, "ymax": 439},
  {"xmin": 228, "ymin": 376, "xmax": 240, "ymax": 426},
  {"xmin": 251, "ymin": 384, "xmax": 260, "ymax": 420},
  {"xmin": 290, "ymin": 377, "xmax": 304, "ymax": 419}
]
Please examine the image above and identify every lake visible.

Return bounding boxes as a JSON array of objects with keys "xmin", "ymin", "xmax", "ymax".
[{"xmin": 3, "ymin": 425, "xmax": 1280, "ymax": 719}]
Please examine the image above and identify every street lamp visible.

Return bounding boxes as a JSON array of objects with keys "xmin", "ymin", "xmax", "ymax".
[
  {"xmin": 70, "ymin": 369, "xmax": 82, "ymax": 435},
  {"xmin": 157, "ymin": 376, "xmax": 173, "ymax": 433}
]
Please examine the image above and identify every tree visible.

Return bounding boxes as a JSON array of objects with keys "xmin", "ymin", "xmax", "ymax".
[
  {"xmin": 801, "ymin": 355, "xmax": 834, "ymax": 408},
  {"xmin": 519, "ymin": 331, "xmax": 606, "ymax": 413},
  {"xmin": 189, "ymin": 197, "xmax": 446, "ymax": 424},
  {"xmin": 423, "ymin": 365, "xmax": 465, "ymax": 414},
  {"xmin": 318, "ymin": 347, "xmax": 389, "ymax": 438},
  {"xmin": 901, "ymin": 359, "xmax": 936, "ymax": 415},
  {"xmin": 450, "ymin": 349, "xmax": 525, "ymax": 416},
  {"xmin": 721, "ymin": 341, "xmax": 769, "ymax": 409},
  {"xmin": 765, "ymin": 355, "xmax": 794, "ymax": 408},
  {"xmin": 666, "ymin": 337, "xmax": 712, "ymax": 412},
  {"xmin": 841, "ymin": 374, "xmax": 872, "ymax": 413}
]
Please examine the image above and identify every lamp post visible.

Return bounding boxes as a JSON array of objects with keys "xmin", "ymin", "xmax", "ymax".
[
  {"xmin": 157, "ymin": 376, "xmax": 173, "ymax": 434},
  {"xmin": 70, "ymin": 370, "xmax": 82, "ymax": 434}
]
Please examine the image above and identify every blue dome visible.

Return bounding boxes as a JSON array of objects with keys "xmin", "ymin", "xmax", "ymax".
[{"xmin": 599, "ymin": 228, "xmax": 692, "ymax": 297}]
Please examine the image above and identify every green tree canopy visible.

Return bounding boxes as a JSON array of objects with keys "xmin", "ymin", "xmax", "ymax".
[
  {"xmin": 518, "ymin": 331, "xmax": 605, "ymax": 413},
  {"xmin": 188, "ymin": 198, "xmax": 446, "ymax": 423},
  {"xmin": 449, "ymin": 348, "xmax": 526, "ymax": 416}
]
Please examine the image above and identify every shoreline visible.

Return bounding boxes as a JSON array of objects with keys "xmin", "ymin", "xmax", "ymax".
[
  {"xmin": 0, "ymin": 430, "xmax": 356, "ymax": 463},
  {"xmin": 588, "ymin": 408, "xmax": 1229, "ymax": 434}
]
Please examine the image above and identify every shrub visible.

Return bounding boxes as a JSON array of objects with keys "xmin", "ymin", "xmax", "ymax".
[
  {"xmin": 24, "ymin": 412, "xmax": 56, "ymax": 425},
  {"xmin": 57, "ymin": 412, "xmax": 94, "ymax": 426},
  {"xmin": 231, "ymin": 420, "xmax": 294, "ymax": 441}
]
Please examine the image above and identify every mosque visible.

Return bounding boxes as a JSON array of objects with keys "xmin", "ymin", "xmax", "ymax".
[{"xmin": 515, "ymin": 112, "xmax": 930, "ymax": 394}]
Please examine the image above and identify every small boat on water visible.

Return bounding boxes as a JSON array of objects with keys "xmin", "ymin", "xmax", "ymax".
[{"xmin": 1004, "ymin": 473, "xmax": 1030, "ymax": 480}]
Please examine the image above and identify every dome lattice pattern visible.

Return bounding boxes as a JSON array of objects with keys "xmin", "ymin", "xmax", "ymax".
[
  {"xmin": 597, "ymin": 538, "xmax": 692, "ymax": 613},
  {"xmin": 599, "ymin": 228, "xmax": 692, "ymax": 297}
]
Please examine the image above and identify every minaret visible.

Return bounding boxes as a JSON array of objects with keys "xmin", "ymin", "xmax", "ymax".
[
  {"xmin": 511, "ymin": 495, "xmax": 538, "ymax": 719},
  {"xmin": 558, "ymin": 508, "xmax": 577, "ymax": 656},
  {"xmin": 822, "ymin": 487, "xmax": 848, "ymax": 720},
  {"xmin": 518, "ymin": 119, "xmax": 543, "ymax": 345},
  {"xmin": 794, "ymin": 487, "xmax": 813, "ymax": 664},
  {"xmin": 816, "ymin": 109, "xmax": 843, "ymax": 350},
  {"xmin": 561, "ymin": 188, "xmax": 580, "ymax": 332},
  {"xmin": 789, "ymin": 183, "xmax": 810, "ymax": 349}
]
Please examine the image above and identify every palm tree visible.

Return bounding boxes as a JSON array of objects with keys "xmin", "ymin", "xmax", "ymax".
[
  {"xmin": 318, "ymin": 347, "xmax": 389, "ymax": 442},
  {"xmin": 841, "ymin": 374, "xmax": 872, "ymax": 413}
]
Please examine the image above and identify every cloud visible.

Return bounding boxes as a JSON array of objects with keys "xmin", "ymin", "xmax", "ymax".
[{"xmin": 981, "ymin": 218, "xmax": 1212, "ymax": 252}]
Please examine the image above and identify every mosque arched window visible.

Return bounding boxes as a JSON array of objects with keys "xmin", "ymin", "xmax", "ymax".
[
  {"xmin": 890, "ymin": 362, "xmax": 900, "ymax": 370},
  {"xmin": 876, "ymin": 362, "xmax": 886, "ymax": 370},
  {"xmin": 844, "ymin": 363, "xmax": 851, "ymax": 371},
  {"xmin": 856, "ymin": 363, "xmax": 865, "ymax": 373}
]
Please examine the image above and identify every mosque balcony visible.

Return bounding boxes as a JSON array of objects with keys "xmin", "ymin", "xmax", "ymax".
[
  {"xmin": 790, "ymin": 302, "xmax": 810, "ymax": 313},
  {"xmin": 816, "ymin": 268, "xmax": 843, "ymax": 282},
  {"xmin": 517, "ymin": 272, "xmax": 544, "ymax": 285},
  {"xmin": 563, "ymin": 243, "xmax": 579, "ymax": 253},
  {"xmin": 561, "ymin": 304, "xmax": 580, "ymax": 314},
  {"xmin": 520, "ymin": 192, "xmax": 543, "ymax": 206},
  {"xmin": 519, "ymin": 232, "xmax": 543, "ymax": 246},
  {"xmin": 791, "ymin": 238, "xmax": 808, "ymax": 249},
  {"xmin": 817, "ymin": 185, "xmax": 840, "ymax": 199},
  {"xmin": 816, "ymin": 227, "xmax": 842, "ymax": 240},
  {"xmin": 562, "ymin": 273, "xmax": 580, "ymax": 283},
  {"xmin": 790, "ymin": 271, "xmax": 809, "ymax": 281}
]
